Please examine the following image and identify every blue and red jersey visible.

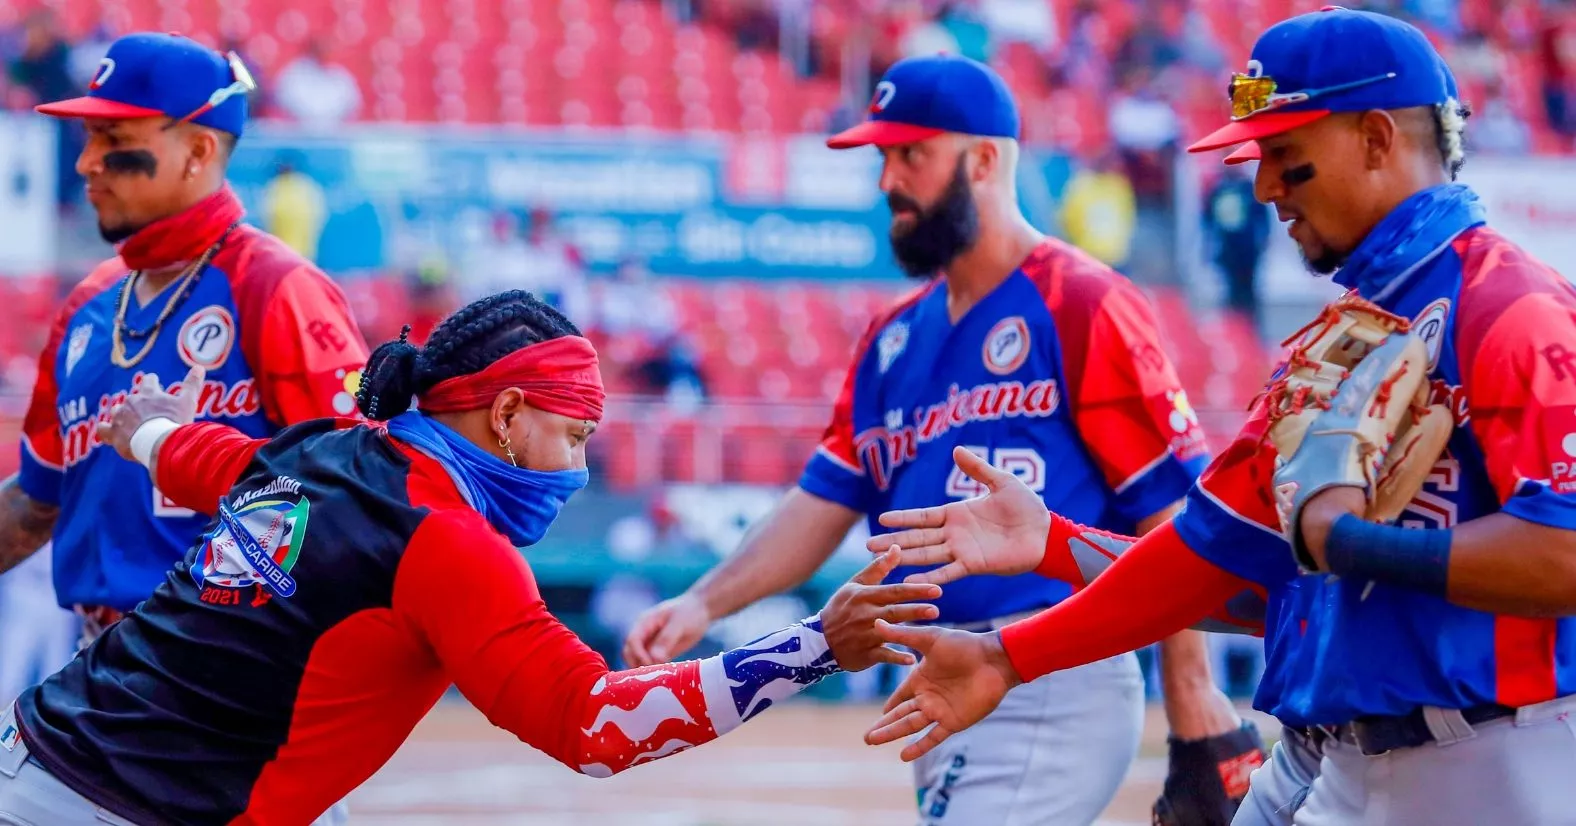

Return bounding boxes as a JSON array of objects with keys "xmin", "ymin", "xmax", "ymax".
[
  {"xmin": 18, "ymin": 221, "xmax": 368, "ymax": 612},
  {"xmin": 799, "ymin": 239, "xmax": 1209, "ymax": 624},
  {"xmin": 1177, "ymin": 205, "xmax": 1576, "ymax": 724}
]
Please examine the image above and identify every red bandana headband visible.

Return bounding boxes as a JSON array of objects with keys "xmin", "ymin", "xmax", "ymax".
[{"xmin": 417, "ymin": 336, "xmax": 605, "ymax": 421}]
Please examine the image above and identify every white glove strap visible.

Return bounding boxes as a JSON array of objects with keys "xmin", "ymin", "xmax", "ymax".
[{"xmin": 129, "ymin": 418, "xmax": 180, "ymax": 468}]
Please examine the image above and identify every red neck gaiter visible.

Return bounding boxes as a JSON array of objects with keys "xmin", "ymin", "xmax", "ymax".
[{"xmin": 117, "ymin": 186, "xmax": 246, "ymax": 271}]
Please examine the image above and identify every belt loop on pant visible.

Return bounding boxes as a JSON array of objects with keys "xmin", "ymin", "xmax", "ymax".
[
  {"xmin": 1421, "ymin": 706, "xmax": 1477, "ymax": 747},
  {"xmin": 1512, "ymin": 693, "xmax": 1576, "ymax": 726}
]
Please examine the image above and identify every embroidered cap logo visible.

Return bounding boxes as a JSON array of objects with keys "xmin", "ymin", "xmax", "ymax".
[
  {"xmin": 870, "ymin": 81, "xmax": 897, "ymax": 113},
  {"xmin": 89, "ymin": 57, "xmax": 115, "ymax": 90},
  {"xmin": 167, "ymin": 51, "xmax": 256, "ymax": 128}
]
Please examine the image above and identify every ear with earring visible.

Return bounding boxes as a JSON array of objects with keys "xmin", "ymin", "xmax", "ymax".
[
  {"xmin": 184, "ymin": 161, "xmax": 199, "ymax": 180},
  {"xmin": 498, "ymin": 429, "xmax": 518, "ymax": 467}
]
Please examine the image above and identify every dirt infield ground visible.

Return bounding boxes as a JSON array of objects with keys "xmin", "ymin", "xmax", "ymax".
[{"xmin": 346, "ymin": 699, "xmax": 1280, "ymax": 825}]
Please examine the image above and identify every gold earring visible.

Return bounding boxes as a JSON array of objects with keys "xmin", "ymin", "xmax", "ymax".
[{"xmin": 499, "ymin": 433, "xmax": 518, "ymax": 467}]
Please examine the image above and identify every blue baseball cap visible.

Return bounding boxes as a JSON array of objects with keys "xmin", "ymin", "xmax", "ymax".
[
  {"xmin": 36, "ymin": 32, "xmax": 253, "ymax": 136},
  {"xmin": 827, "ymin": 53, "xmax": 1020, "ymax": 149},
  {"xmin": 1189, "ymin": 7, "xmax": 1456, "ymax": 161}
]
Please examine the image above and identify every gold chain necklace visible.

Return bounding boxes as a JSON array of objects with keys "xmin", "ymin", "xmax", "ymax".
[{"xmin": 110, "ymin": 225, "xmax": 237, "ymax": 369}]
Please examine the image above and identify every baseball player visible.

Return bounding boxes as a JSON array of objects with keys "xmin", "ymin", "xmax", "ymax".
[
  {"xmin": 622, "ymin": 54, "xmax": 1261, "ymax": 825},
  {"xmin": 0, "ymin": 32, "xmax": 369, "ymax": 647},
  {"xmin": 862, "ymin": 9, "xmax": 1576, "ymax": 825},
  {"xmin": 0, "ymin": 291, "xmax": 938, "ymax": 825}
]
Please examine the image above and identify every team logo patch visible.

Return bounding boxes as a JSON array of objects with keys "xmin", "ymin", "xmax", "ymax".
[
  {"xmin": 1545, "ymin": 406, "xmax": 1576, "ymax": 495},
  {"xmin": 65, "ymin": 324, "xmax": 92, "ymax": 376},
  {"xmin": 193, "ymin": 477, "xmax": 309, "ymax": 599},
  {"xmin": 89, "ymin": 58, "xmax": 115, "ymax": 90},
  {"xmin": 1168, "ymin": 389, "xmax": 1199, "ymax": 434},
  {"xmin": 0, "ymin": 707, "xmax": 17, "ymax": 752},
  {"xmin": 178, "ymin": 306, "xmax": 236, "ymax": 370},
  {"xmin": 870, "ymin": 80, "xmax": 896, "ymax": 113},
  {"xmin": 981, "ymin": 317, "xmax": 1030, "ymax": 375},
  {"xmin": 1164, "ymin": 388, "xmax": 1208, "ymax": 460},
  {"xmin": 334, "ymin": 368, "xmax": 363, "ymax": 416},
  {"xmin": 878, "ymin": 321, "xmax": 909, "ymax": 374},
  {"xmin": 1412, "ymin": 298, "xmax": 1450, "ymax": 372},
  {"xmin": 1218, "ymin": 750, "xmax": 1263, "ymax": 798}
]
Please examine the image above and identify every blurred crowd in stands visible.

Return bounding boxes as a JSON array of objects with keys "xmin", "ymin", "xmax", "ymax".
[{"xmin": 0, "ymin": 0, "xmax": 1571, "ymax": 489}]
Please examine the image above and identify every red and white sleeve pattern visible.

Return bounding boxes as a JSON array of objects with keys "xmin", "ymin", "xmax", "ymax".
[{"xmin": 573, "ymin": 615, "xmax": 839, "ymax": 777}]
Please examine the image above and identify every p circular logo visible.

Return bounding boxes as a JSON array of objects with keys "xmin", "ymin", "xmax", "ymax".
[
  {"xmin": 178, "ymin": 306, "xmax": 236, "ymax": 370},
  {"xmin": 982, "ymin": 317, "xmax": 1030, "ymax": 376},
  {"xmin": 1412, "ymin": 298, "xmax": 1450, "ymax": 372}
]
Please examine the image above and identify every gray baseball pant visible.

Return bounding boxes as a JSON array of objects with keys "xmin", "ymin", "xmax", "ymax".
[{"xmin": 1235, "ymin": 694, "xmax": 1576, "ymax": 826}]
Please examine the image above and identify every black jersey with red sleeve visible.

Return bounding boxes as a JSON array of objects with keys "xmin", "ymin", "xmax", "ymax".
[{"xmin": 13, "ymin": 420, "xmax": 841, "ymax": 825}]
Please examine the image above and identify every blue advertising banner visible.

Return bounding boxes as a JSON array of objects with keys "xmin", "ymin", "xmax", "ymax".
[{"xmin": 226, "ymin": 125, "xmax": 1074, "ymax": 280}]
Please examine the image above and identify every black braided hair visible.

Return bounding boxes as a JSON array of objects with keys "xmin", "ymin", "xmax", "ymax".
[{"xmin": 356, "ymin": 290, "xmax": 582, "ymax": 420}]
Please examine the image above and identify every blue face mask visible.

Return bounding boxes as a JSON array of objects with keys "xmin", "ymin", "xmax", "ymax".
[{"xmin": 385, "ymin": 411, "xmax": 588, "ymax": 547}]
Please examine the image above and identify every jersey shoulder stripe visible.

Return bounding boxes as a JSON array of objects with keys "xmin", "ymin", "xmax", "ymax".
[
  {"xmin": 1016, "ymin": 237, "xmax": 1126, "ymax": 394},
  {"xmin": 1454, "ymin": 226, "xmax": 1576, "ymax": 357},
  {"xmin": 21, "ymin": 260, "xmax": 126, "ymax": 472},
  {"xmin": 217, "ymin": 225, "xmax": 349, "ymax": 374},
  {"xmin": 813, "ymin": 281, "xmax": 937, "ymax": 479}
]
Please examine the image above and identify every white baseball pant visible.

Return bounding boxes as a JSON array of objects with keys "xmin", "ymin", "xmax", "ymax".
[
  {"xmin": 912, "ymin": 650, "xmax": 1145, "ymax": 826},
  {"xmin": 1235, "ymin": 693, "xmax": 1576, "ymax": 826}
]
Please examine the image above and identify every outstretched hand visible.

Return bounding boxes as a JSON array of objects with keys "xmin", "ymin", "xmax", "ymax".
[
  {"xmin": 864, "ymin": 446, "xmax": 1050, "ymax": 586},
  {"xmin": 862, "ymin": 620, "xmax": 1022, "ymax": 762},
  {"xmin": 821, "ymin": 546, "xmax": 942, "ymax": 672},
  {"xmin": 97, "ymin": 365, "xmax": 205, "ymax": 463}
]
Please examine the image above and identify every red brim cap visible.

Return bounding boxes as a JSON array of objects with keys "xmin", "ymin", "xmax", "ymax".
[
  {"xmin": 826, "ymin": 120, "xmax": 947, "ymax": 149},
  {"xmin": 1225, "ymin": 142, "xmax": 1260, "ymax": 165},
  {"xmin": 1187, "ymin": 110, "xmax": 1331, "ymax": 154},
  {"xmin": 35, "ymin": 96, "xmax": 167, "ymax": 120}
]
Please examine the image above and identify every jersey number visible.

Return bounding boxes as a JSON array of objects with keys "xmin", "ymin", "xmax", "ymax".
[
  {"xmin": 153, "ymin": 486, "xmax": 196, "ymax": 519},
  {"xmin": 1397, "ymin": 457, "xmax": 1461, "ymax": 529},
  {"xmin": 945, "ymin": 446, "xmax": 1046, "ymax": 499}
]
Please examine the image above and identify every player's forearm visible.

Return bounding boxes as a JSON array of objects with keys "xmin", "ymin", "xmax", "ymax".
[
  {"xmin": 1446, "ymin": 513, "xmax": 1576, "ymax": 616},
  {"xmin": 569, "ymin": 616, "xmax": 839, "ymax": 777},
  {"xmin": 0, "ymin": 475, "xmax": 57, "ymax": 576},
  {"xmin": 687, "ymin": 487, "xmax": 859, "ymax": 619},
  {"xmin": 1002, "ymin": 523, "xmax": 1250, "ymax": 682},
  {"xmin": 1040, "ymin": 511, "xmax": 1266, "ymax": 635},
  {"xmin": 1310, "ymin": 508, "xmax": 1576, "ymax": 616},
  {"xmin": 140, "ymin": 421, "xmax": 266, "ymax": 515},
  {"xmin": 1037, "ymin": 511, "xmax": 1141, "ymax": 588},
  {"xmin": 1157, "ymin": 630, "xmax": 1241, "ymax": 740}
]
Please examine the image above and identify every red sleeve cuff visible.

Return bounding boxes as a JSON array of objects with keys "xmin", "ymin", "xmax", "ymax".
[
  {"xmin": 1033, "ymin": 512, "xmax": 1138, "ymax": 587},
  {"xmin": 157, "ymin": 422, "xmax": 266, "ymax": 515},
  {"xmin": 1002, "ymin": 523, "xmax": 1247, "ymax": 682}
]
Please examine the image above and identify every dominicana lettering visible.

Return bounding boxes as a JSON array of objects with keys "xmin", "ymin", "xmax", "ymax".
[
  {"xmin": 854, "ymin": 379, "xmax": 1060, "ymax": 490},
  {"xmin": 60, "ymin": 371, "xmax": 262, "ymax": 467}
]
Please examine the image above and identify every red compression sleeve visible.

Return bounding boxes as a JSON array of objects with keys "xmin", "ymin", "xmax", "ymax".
[
  {"xmin": 1035, "ymin": 511, "xmax": 1137, "ymax": 588},
  {"xmin": 396, "ymin": 510, "xmax": 730, "ymax": 776},
  {"xmin": 397, "ymin": 509, "xmax": 841, "ymax": 776},
  {"xmin": 156, "ymin": 422, "xmax": 269, "ymax": 515},
  {"xmin": 1001, "ymin": 522, "xmax": 1248, "ymax": 682}
]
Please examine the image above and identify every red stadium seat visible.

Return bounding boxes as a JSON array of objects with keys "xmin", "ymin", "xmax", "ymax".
[
  {"xmin": 725, "ymin": 424, "xmax": 795, "ymax": 485},
  {"xmin": 593, "ymin": 420, "xmax": 641, "ymax": 489}
]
